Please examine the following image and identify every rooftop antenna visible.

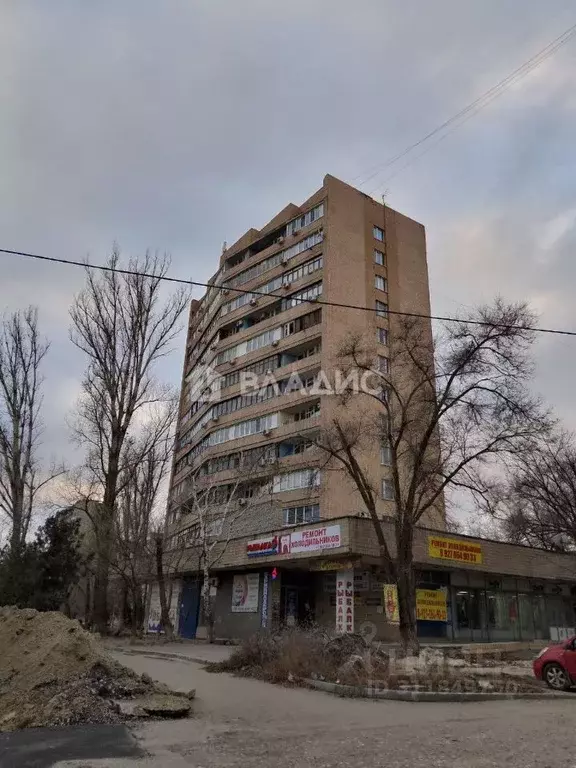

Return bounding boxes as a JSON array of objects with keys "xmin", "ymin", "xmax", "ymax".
[{"xmin": 222, "ymin": 241, "xmax": 227, "ymax": 254}]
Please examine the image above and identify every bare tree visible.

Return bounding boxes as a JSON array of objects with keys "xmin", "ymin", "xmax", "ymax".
[
  {"xmin": 70, "ymin": 248, "xmax": 188, "ymax": 632},
  {"xmin": 485, "ymin": 432, "xmax": 576, "ymax": 552},
  {"xmin": 173, "ymin": 447, "xmax": 277, "ymax": 642},
  {"xmin": 111, "ymin": 402, "xmax": 177, "ymax": 636},
  {"xmin": 0, "ymin": 307, "xmax": 60, "ymax": 553},
  {"xmin": 309, "ymin": 299, "xmax": 549, "ymax": 652}
]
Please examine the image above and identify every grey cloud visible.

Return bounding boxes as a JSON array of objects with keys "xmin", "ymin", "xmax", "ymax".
[{"xmin": 2, "ymin": 0, "xmax": 576, "ymax": 471}]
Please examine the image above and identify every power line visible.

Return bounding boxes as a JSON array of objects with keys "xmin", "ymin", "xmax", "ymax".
[
  {"xmin": 354, "ymin": 20, "xmax": 576, "ymax": 190},
  {"xmin": 3, "ymin": 246, "xmax": 576, "ymax": 338}
]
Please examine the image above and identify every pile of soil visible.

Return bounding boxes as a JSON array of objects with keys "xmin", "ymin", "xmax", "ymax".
[{"xmin": 0, "ymin": 607, "xmax": 191, "ymax": 731}]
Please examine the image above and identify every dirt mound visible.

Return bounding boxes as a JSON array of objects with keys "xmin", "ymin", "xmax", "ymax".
[{"xmin": 0, "ymin": 606, "xmax": 188, "ymax": 731}]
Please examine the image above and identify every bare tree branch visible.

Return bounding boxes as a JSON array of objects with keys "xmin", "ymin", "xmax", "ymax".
[
  {"xmin": 307, "ymin": 298, "xmax": 550, "ymax": 653},
  {"xmin": 0, "ymin": 307, "xmax": 62, "ymax": 552},
  {"xmin": 69, "ymin": 247, "xmax": 189, "ymax": 631}
]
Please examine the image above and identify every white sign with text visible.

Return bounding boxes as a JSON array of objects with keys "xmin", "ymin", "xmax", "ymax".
[{"xmin": 290, "ymin": 525, "xmax": 341, "ymax": 554}]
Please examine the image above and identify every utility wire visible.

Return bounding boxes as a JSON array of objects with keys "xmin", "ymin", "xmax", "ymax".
[
  {"xmin": 354, "ymin": 21, "xmax": 576, "ymax": 190},
  {"xmin": 3, "ymin": 246, "xmax": 576, "ymax": 338}
]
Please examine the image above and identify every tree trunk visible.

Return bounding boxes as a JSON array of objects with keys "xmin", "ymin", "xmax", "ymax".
[
  {"xmin": 93, "ymin": 453, "xmax": 120, "ymax": 634},
  {"xmin": 155, "ymin": 534, "xmax": 174, "ymax": 641},
  {"xmin": 9, "ymin": 478, "xmax": 25, "ymax": 556},
  {"xmin": 131, "ymin": 585, "xmax": 145, "ymax": 638},
  {"xmin": 121, "ymin": 583, "xmax": 131, "ymax": 633},
  {"xmin": 396, "ymin": 522, "xmax": 419, "ymax": 655},
  {"xmin": 396, "ymin": 566, "xmax": 419, "ymax": 655},
  {"xmin": 92, "ymin": 508, "xmax": 113, "ymax": 634},
  {"xmin": 201, "ymin": 573, "xmax": 215, "ymax": 644}
]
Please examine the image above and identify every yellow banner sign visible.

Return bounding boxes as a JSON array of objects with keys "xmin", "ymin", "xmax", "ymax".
[
  {"xmin": 383, "ymin": 584, "xmax": 400, "ymax": 624},
  {"xmin": 428, "ymin": 535, "xmax": 483, "ymax": 565},
  {"xmin": 416, "ymin": 589, "xmax": 447, "ymax": 622}
]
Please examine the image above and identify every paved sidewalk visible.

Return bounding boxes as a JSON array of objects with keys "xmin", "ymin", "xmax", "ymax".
[{"xmin": 103, "ymin": 639, "xmax": 234, "ymax": 665}]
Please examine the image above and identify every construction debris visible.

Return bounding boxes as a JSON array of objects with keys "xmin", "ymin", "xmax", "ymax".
[{"xmin": 0, "ymin": 606, "xmax": 192, "ymax": 731}]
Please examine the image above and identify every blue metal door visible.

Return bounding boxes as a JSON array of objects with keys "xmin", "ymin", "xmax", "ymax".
[{"xmin": 179, "ymin": 579, "xmax": 200, "ymax": 639}]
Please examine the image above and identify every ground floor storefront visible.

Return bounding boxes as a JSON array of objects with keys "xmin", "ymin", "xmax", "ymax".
[{"xmin": 154, "ymin": 517, "xmax": 576, "ymax": 644}]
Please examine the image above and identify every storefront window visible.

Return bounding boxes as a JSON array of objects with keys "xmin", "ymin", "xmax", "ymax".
[
  {"xmin": 518, "ymin": 593, "xmax": 535, "ymax": 639},
  {"xmin": 454, "ymin": 589, "xmax": 485, "ymax": 636},
  {"xmin": 487, "ymin": 591, "xmax": 520, "ymax": 641},
  {"xmin": 546, "ymin": 595, "xmax": 574, "ymax": 629}
]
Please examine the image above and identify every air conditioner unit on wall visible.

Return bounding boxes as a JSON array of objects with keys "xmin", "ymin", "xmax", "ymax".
[
  {"xmin": 262, "ymin": 429, "xmax": 272, "ymax": 437},
  {"xmin": 271, "ymin": 340, "xmax": 279, "ymax": 347},
  {"xmin": 238, "ymin": 498, "xmax": 247, "ymax": 506}
]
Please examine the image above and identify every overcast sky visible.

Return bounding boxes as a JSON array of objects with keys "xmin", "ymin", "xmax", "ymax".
[{"xmin": 2, "ymin": 0, "xmax": 576, "ymax": 483}]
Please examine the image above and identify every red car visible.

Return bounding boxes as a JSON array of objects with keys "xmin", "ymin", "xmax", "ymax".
[{"xmin": 533, "ymin": 636, "xmax": 576, "ymax": 690}]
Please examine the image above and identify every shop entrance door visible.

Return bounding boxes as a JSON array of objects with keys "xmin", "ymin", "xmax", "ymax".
[{"xmin": 280, "ymin": 571, "xmax": 315, "ymax": 627}]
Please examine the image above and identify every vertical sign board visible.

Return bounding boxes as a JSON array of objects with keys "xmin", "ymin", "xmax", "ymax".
[
  {"xmin": 231, "ymin": 573, "xmax": 260, "ymax": 613},
  {"xmin": 261, "ymin": 571, "xmax": 270, "ymax": 628},
  {"xmin": 335, "ymin": 570, "xmax": 354, "ymax": 634},
  {"xmin": 382, "ymin": 584, "xmax": 400, "ymax": 624}
]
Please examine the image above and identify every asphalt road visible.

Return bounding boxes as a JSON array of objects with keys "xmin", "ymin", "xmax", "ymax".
[
  {"xmin": 3, "ymin": 650, "xmax": 574, "ymax": 768},
  {"xmin": 0, "ymin": 724, "xmax": 142, "ymax": 768},
  {"xmin": 108, "ymin": 651, "xmax": 575, "ymax": 768}
]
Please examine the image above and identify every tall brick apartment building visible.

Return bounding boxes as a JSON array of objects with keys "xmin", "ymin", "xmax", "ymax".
[{"xmin": 161, "ymin": 175, "xmax": 576, "ymax": 644}]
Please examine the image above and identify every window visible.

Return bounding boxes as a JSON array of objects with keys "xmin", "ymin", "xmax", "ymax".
[
  {"xmin": 378, "ymin": 356, "xmax": 389, "ymax": 374},
  {"xmin": 210, "ymin": 412, "xmax": 279, "ymax": 446},
  {"xmin": 175, "ymin": 524, "xmax": 200, "ymax": 548},
  {"xmin": 217, "ymin": 326, "xmax": 282, "ymax": 364},
  {"xmin": 224, "ymin": 230, "xmax": 324, "ymax": 290},
  {"xmin": 282, "ymin": 308, "xmax": 322, "ymax": 338},
  {"xmin": 293, "ymin": 402, "xmax": 320, "ymax": 422},
  {"xmin": 286, "ymin": 203, "xmax": 325, "ymax": 236},
  {"xmin": 246, "ymin": 327, "xmax": 282, "ymax": 353},
  {"xmin": 374, "ymin": 249, "xmax": 385, "ymax": 266},
  {"xmin": 273, "ymin": 468, "xmax": 321, "ymax": 493},
  {"xmin": 376, "ymin": 300, "xmax": 388, "ymax": 318},
  {"xmin": 375, "ymin": 275, "xmax": 387, "ymax": 292},
  {"xmin": 283, "ymin": 504, "xmax": 320, "ymax": 526},
  {"xmin": 221, "ymin": 354, "xmax": 281, "ymax": 389},
  {"xmin": 293, "ymin": 440, "xmax": 313, "ymax": 454},
  {"xmin": 282, "ymin": 282, "xmax": 323, "ymax": 311},
  {"xmin": 377, "ymin": 328, "xmax": 388, "ymax": 345},
  {"xmin": 382, "ymin": 479, "xmax": 395, "ymax": 500},
  {"xmin": 253, "ymin": 256, "xmax": 324, "ymax": 299},
  {"xmin": 220, "ymin": 291, "xmax": 254, "ymax": 316},
  {"xmin": 206, "ymin": 518, "xmax": 224, "ymax": 537},
  {"xmin": 373, "ymin": 226, "xmax": 385, "ymax": 242},
  {"xmin": 296, "ymin": 343, "xmax": 321, "ymax": 360},
  {"xmin": 380, "ymin": 443, "xmax": 392, "ymax": 466}
]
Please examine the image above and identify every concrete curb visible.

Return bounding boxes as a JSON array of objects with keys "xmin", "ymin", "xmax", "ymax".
[
  {"xmin": 110, "ymin": 647, "xmax": 210, "ymax": 665},
  {"xmin": 304, "ymin": 678, "xmax": 566, "ymax": 702}
]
